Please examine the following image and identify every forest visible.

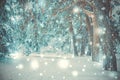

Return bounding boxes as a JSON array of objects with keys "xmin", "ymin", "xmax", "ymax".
[{"xmin": 0, "ymin": 0, "xmax": 120, "ymax": 80}]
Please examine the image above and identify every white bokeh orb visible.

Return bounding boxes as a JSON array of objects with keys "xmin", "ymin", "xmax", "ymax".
[
  {"xmin": 30, "ymin": 60, "xmax": 39, "ymax": 70},
  {"xmin": 16, "ymin": 64, "xmax": 24, "ymax": 70},
  {"xmin": 57, "ymin": 59, "xmax": 69, "ymax": 69},
  {"xmin": 72, "ymin": 70, "xmax": 78, "ymax": 77}
]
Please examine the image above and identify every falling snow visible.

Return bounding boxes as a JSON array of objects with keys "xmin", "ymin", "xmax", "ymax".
[
  {"xmin": 0, "ymin": 55, "xmax": 120, "ymax": 80},
  {"xmin": 0, "ymin": 0, "xmax": 120, "ymax": 80}
]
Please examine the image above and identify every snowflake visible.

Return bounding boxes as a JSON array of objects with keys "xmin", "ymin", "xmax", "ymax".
[
  {"xmin": 18, "ymin": 73, "xmax": 21, "ymax": 76},
  {"xmin": 72, "ymin": 70, "xmax": 78, "ymax": 77},
  {"xmin": 69, "ymin": 64, "xmax": 73, "ymax": 68},
  {"xmin": 94, "ymin": 73, "xmax": 97, "ymax": 75},
  {"xmin": 51, "ymin": 58, "xmax": 55, "ymax": 62},
  {"xmin": 101, "ymin": 7, "xmax": 106, "ymax": 10},
  {"xmin": 57, "ymin": 59, "xmax": 70, "ymax": 69},
  {"xmin": 16, "ymin": 64, "xmax": 24, "ymax": 70},
  {"xmin": 44, "ymin": 62, "xmax": 48, "ymax": 66},
  {"xmin": 82, "ymin": 68, "xmax": 85, "ymax": 72},
  {"xmin": 99, "ymin": 15, "xmax": 104, "ymax": 20},
  {"xmin": 73, "ymin": 7, "xmax": 80, "ymax": 13},
  {"xmin": 27, "ymin": 58, "xmax": 30, "ymax": 61},
  {"xmin": 40, "ymin": 73, "xmax": 43, "ymax": 76},
  {"xmin": 30, "ymin": 59, "xmax": 39, "ymax": 70},
  {"xmin": 51, "ymin": 75, "xmax": 55, "ymax": 79},
  {"xmin": 102, "ymin": 71, "xmax": 105, "ymax": 75},
  {"xmin": 83, "ymin": 65, "xmax": 86, "ymax": 68},
  {"xmin": 62, "ymin": 76, "xmax": 66, "ymax": 79}
]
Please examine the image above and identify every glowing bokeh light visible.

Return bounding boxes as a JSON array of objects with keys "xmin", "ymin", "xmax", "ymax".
[
  {"xmin": 57, "ymin": 59, "xmax": 69, "ymax": 69},
  {"xmin": 39, "ymin": 73, "xmax": 43, "ymax": 76},
  {"xmin": 30, "ymin": 60, "xmax": 39, "ymax": 70},
  {"xmin": 72, "ymin": 70, "xmax": 78, "ymax": 77},
  {"xmin": 96, "ymin": 28, "xmax": 106, "ymax": 35},
  {"xmin": 10, "ymin": 52, "xmax": 23, "ymax": 59},
  {"xmin": 73, "ymin": 7, "xmax": 79, "ymax": 13},
  {"xmin": 82, "ymin": 68, "xmax": 85, "ymax": 72},
  {"xmin": 16, "ymin": 64, "xmax": 24, "ymax": 70}
]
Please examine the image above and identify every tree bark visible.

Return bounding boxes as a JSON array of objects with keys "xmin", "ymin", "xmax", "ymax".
[
  {"xmin": 85, "ymin": 14, "xmax": 93, "ymax": 56},
  {"xmin": 80, "ymin": 37, "xmax": 86, "ymax": 56},
  {"xmin": 82, "ymin": 4, "xmax": 100, "ymax": 61},
  {"xmin": 69, "ymin": 22, "xmax": 78, "ymax": 56},
  {"xmin": 94, "ymin": 0, "xmax": 117, "ymax": 71}
]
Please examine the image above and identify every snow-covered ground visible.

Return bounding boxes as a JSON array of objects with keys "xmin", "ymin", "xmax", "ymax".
[{"xmin": 0, "ymin": 54, "xmax": 120, "ymax": 80}]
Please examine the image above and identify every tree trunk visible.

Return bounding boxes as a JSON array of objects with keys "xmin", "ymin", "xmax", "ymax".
[
  {"xmin": 0, "ymin": 26, "xmax": 8, "ymax": 57},
  {"xmin": 94, "ymin": 0, "xmax": 117, "ymax": 71},
  {"xmin": 82, "ymin": 5, "xmax": 100, "ymax": 61},
  {"xmin": 85, "ymin": 14, "xmax": 93, "ymax": 56},
  {"xmin": 102, "ymin": 16, "xmax": 117, "ymax": 71},
  {"xmin": 72, "ymin": 33, "xmax": 78, "ymax": 56},
  {"xmin": 69, "ymin": 22, "xmax": 78, "ymax": 56},
  {"xmin": 91, "ymin": 13, "xmax": 100, "ymax": 62},
  {"xmin": 80, "ymin": 38, "xmax": 85, "ymax": 56}
]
